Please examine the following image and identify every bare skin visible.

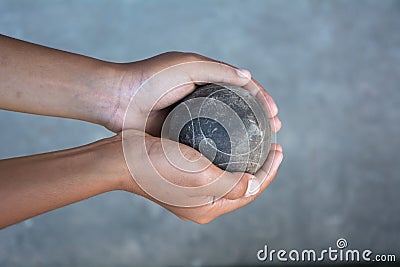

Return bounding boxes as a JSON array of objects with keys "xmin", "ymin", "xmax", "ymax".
[{"xmin": 0, "ymin": 34, "xmax": 283, "ymax": 228}]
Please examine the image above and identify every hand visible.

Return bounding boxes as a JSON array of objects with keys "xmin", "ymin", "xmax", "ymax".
[
  {"xmin": 101, "ymin": 52, "xmax": 282, "ymax": 135},
  {"xmin": 102, "ymin": 52, "xmax": 284, "ymax": 223},
  {"xmin": 0, "ymin": 36, "xmax": 281, "ymax": 136},
  {"xmin": 119, "ymin": 130, "xmax": 284, "ymax": 224},
  {"xmin": 0, "ymin": 36, "xmax": 283, "ymax": 226}
]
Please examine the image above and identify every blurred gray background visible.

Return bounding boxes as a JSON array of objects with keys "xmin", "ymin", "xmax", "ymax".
[{"xmin": 0, "ymin": 0, "xmax": 399, "ymax": 266}]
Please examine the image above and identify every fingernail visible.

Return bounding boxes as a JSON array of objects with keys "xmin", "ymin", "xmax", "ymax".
[
  {"xmin": 273, "ymin": 152, "xmax": 284, "ymax": 170},
  {"xmin": 245, "ymin": 179, "xmax": 260, "ymax": 197},
  {"xmin": 236, "ymin": 68, "xmax": 251, "ymax": 79}
]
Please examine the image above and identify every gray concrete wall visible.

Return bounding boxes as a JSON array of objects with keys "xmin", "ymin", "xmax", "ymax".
[{"xmin": 0, "ymin": 0, "xmax": 399, "ymax": 266}]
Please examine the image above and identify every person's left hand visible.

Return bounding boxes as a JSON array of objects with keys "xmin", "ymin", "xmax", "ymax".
[{"xmin": 99, "ymin": 52, "xmax": 282, "ymax": 135}]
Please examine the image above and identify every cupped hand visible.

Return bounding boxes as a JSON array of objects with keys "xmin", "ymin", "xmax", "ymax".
[
  {"xmin": 102, "ymin": 52, "xmax": 281, "ymax": 135},
  {"xmin": 104, "ymin": 52, "xmax": 284, "ymax": 223},
  {"xmin": 120, "ymin": 129, "xmax": 283, "ymax": 224}
]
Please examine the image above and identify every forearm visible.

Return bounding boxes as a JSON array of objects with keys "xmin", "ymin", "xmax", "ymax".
[
  {"xmin": 0, "ymin": 135, "xmax": 131, "ymax": 229},
  {"xmin": 0, "ymin": 34, "xmax": 119, "ymax": 125}
]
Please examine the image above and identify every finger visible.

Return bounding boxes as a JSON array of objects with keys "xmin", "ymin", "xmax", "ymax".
[
  {"xmin": 236, "ymin": 144, "xmax": 283, "ymax": 198},
  {"xmin": 172, "ymin": 146, "xmax": 283, "ymax": 222},
  {"xmin": 190, "ymin": 55, "xmax": 278, "ymax": 118},
  {"xmin": 197, "ymin": 63, "xmax": 279, "ymax": 121},
  {"xmin": 199, "ymin": 144, "xmax": 283, "ymax": 201},
  {"xmin": 259, "ymin": 86, "xmax": 279, "ymax": 118},
  {"xmin": 149, "ymin": 137, "xmax": 247, "ymax": 201},
  {"xmin": 209, "ymin": 146, "xmax": 283, "ymax": 216},
  {"xmin": 224, "ymin": 172, "xmax": 255, "ymax": 200},
  {"xmin": 141, "ymin": 63, "xmax": 251, "ymax": 112},
  {"xmin": 243, "ymin": 78, "xmax": 278, "ymax": 118},
  {"xmin": 155, "ymin": 52, "xmax": 253, "ymax": 87},
  {"xmin": 270, "ymin": 116, "xmax": 282, "ymax": 133},
  {"xmin": 148, "ymin": 138, "xmax": 213, "ymax": 187},
  {"xmin": 271, "ymin": 143, "xmax": 282, "ymax": 152},
  {"xmin": 188, "ymin": 61, "xmax": 252, "ymax": 87},
  {"xmin": 181, "ymin": 53, "xmax": 252, "ymax": 85},
  {"xmin": 251, "ymin": 148, "xmax": 284, "ymax": 197}
]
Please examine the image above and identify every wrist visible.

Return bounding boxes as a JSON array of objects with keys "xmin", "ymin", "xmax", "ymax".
[
  {"xmin": 89, "ymin": 62, "xmax": 141, "ymax": 132},
  {"xmin": 92, "ymin": 134, "xmax": 139, "ymax": 193},
  {"xmin": 77, "ymin": 61, "xmax": 122, "ymax": 129}
]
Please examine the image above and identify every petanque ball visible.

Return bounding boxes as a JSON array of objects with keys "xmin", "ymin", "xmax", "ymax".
[{"xmin": 163, "ymin": 83, "xmax": 271, "ymax": 174}]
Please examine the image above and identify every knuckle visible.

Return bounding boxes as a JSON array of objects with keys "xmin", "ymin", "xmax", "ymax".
[
  {"xmin": 190, "ymin": 174, "xmax": 207, "ymax": 187},
  {"xmin": 235, "ymin": 181, "xmax": 247, "ymax": 197},
  {"xmin": 162, "ymin": 51, "xmax": 182, "ymax": 57},
  {"xmin": 192, "ymin": 169, "xmax": 214, "ymax": 187},
  {"xmin": 229, "ymin": 181, "xmax": 246, "ymax": 199},
  {"xmin": 194, "ymin": 217, "xmax": 213, "ymax": 225},
  {"xmin": 195, "ymin": 174, "xmax": 209, "ymax": 187},
  {"xmin": 274, "ymin": 143, "xmax": 283, "ymax": 151},
  {"xmin": 183, "ymin": 52, "xmax": 203, "ymax": 61},
  {"xmin": 198, "ymin": 165, "xmax": 220, "ymax": 185},
  {"xmin": 180, "ymin": 145, "xmax": 201, "ymax": 161}
]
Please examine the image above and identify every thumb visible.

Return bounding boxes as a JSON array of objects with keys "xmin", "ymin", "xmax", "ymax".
[{"xmin": 188, "ymin": 61, "xmax": 252, "ymax": 86}]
